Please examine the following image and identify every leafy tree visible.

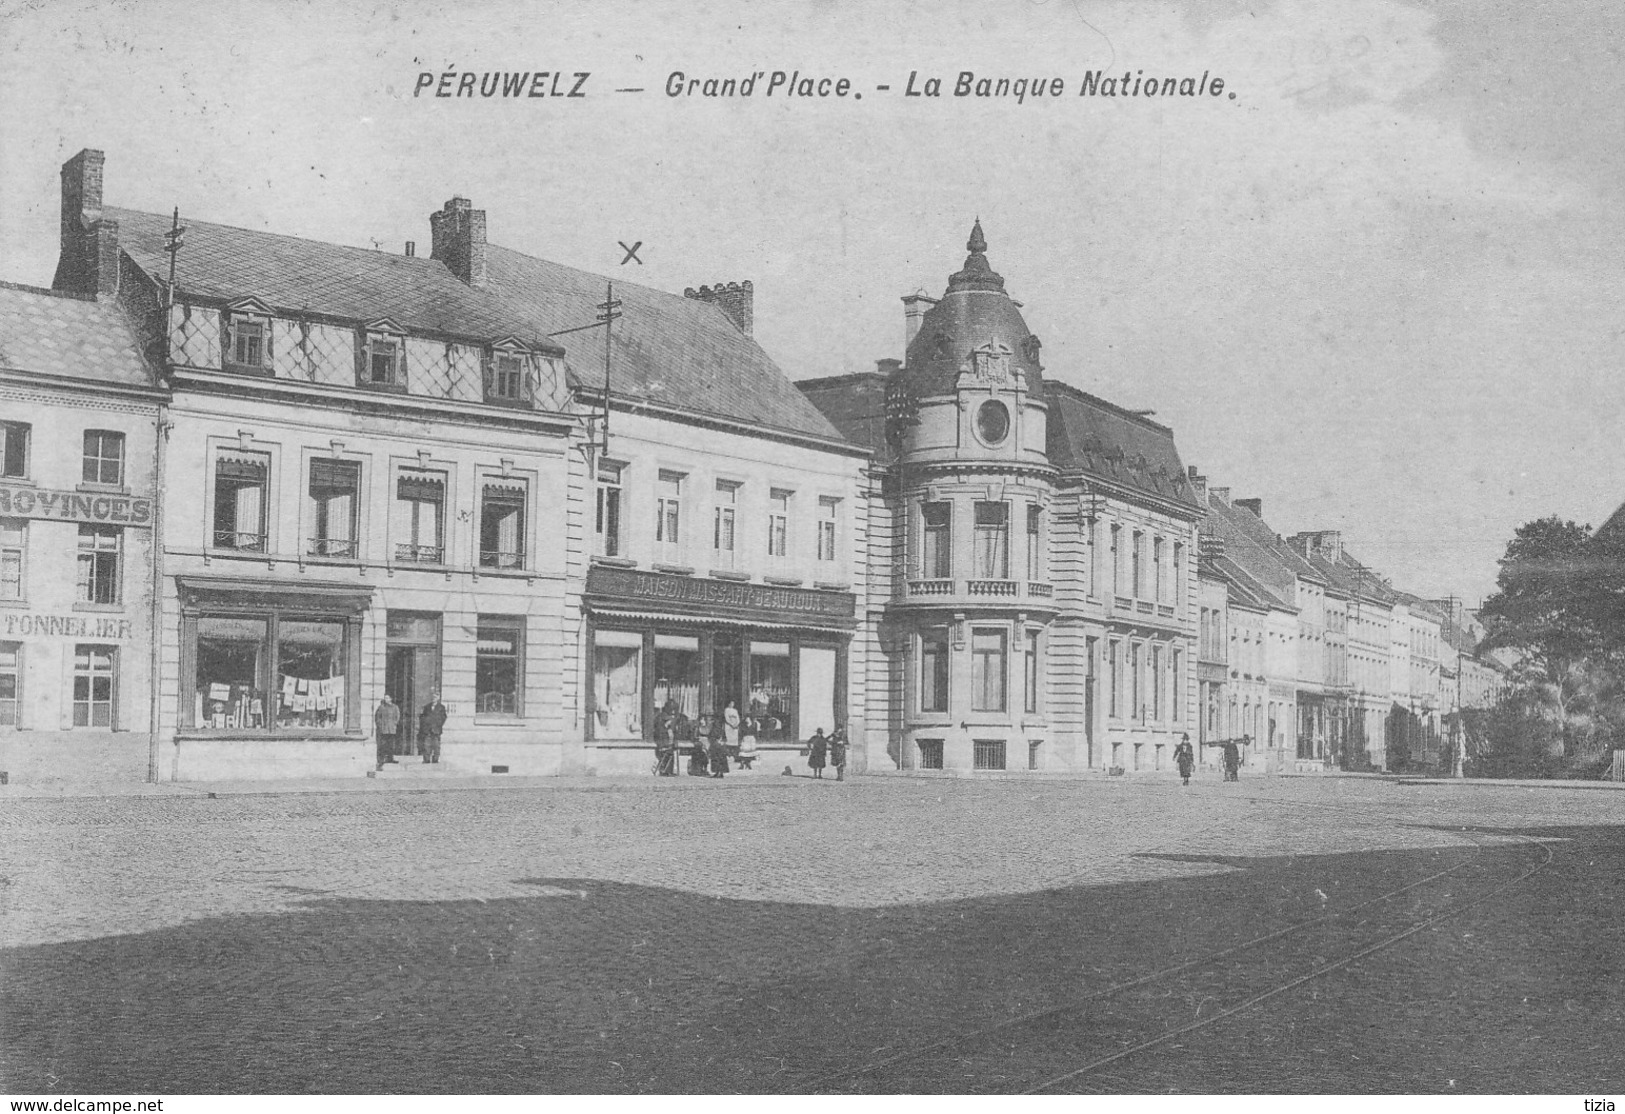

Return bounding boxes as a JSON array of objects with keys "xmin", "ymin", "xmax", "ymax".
[{"xmin": 1477, "ymin": 517, "xmax": 1597, "ymax": 755}]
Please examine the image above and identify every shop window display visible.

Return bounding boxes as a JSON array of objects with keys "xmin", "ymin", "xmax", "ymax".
[
  {"xmin": 592, "ymin": 630, "xmax": 643, "ymax": 738},
  {"xmin": 276, "ymin": 620, "xmax": 347, "ymax": 729},
  {"xmin": 195, "ymin": 616, "xmax": 267, "ymax": 730},
  {"xmin": 652, "ymin": 634, "xmax": 700, "ymax": 725},
  {"xmin": 749, "ymin": 641, "xmax": 792, "ymax": 741}
]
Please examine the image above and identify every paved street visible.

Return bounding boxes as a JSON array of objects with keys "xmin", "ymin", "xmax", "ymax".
[{"xmin": 1, "ymin": 773, "xmax": 1622, "ymax": 1094}]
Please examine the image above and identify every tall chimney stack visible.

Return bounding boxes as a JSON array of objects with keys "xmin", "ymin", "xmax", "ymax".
[
  {"xmin": 683, "ymin": 281, "xmax": 754, "ymax": 336},
  {"xmin": 53, "ymin": 149, "xmax": 120, "ymax": 296},
  {"xmin": 902, "ymin": 291, "xmax": 937, "ymax": 350},
  {"xmin": 429, "ymin": 197, "xmax": 487, "ymax": 289}
]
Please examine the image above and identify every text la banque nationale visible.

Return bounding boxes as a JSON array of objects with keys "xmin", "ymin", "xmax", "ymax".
[{"xmin": 412, "ymin": 69, "xmax": 1229, "ymax": 104}]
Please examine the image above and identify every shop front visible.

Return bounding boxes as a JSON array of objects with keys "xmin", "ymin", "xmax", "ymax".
[
  {"xmin": 171, "ymin": 575, "xmax": 371, "ymax": 779},
  {"xmin": 583, "ymin": 566, "xmax": 855, "ymax": 775}
]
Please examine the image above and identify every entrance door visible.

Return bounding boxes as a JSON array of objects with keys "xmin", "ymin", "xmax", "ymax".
[
  {"xmin": 385, "ymin": 647, "xmax": 418, "ymax": 754},
  {"xmin": 711, "ymin": 632, "xmax": 742, "ymax": 726},
  {"xmin": 385, "ymin": 612, "xmax": 442, "ymax": 757}
]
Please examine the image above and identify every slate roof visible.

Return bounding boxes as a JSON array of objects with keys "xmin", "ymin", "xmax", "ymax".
[
  {"xmin": 105, "ymin": 207, "xmax": 843, "ymax": 441},
  {"xmin": 0, "ymin": 281, "xmax": 153, "ymax": 387},
  {"xmin": 1201, "ymin": 494, "xmax": 1322, "ymax": 611},
  {"xmin": 796, "ymin": 372, "xmax": 891, "ymax": 457},
  {"xmin": 1046, "ymin": 382, "xmax": 1203, "ymax": 509},
  {"xmin": 1211, "ymin": 554, "xmax": 1278, "ymax": 612},
  {"xmin": 797, "ymin": 373, "xmax": 1205, "ymax": 512},
  {"xmin": 1300, "ymin": 548, "xmax": 1397, "ymax": 606}
]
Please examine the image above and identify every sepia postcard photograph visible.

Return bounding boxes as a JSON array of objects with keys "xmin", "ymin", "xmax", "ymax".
[{"xmin": 0, "ymin": 0, "xmax": 1621, "ymax": 1104}]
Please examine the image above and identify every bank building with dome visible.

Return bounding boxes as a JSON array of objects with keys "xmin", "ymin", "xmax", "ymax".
[{"xmin": 802, "ymin": 222, "xmax": 1207, "ymax": 775}]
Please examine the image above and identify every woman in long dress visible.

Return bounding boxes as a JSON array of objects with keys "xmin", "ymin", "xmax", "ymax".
[{"xmin": 807, "ymin": 728, "xmax": 828, "ymax": 779}]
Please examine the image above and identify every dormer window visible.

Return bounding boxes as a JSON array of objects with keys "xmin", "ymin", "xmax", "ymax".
[
  {"xmin": 359, "ymin": 320, "xmax": 407, "ymax": 390},
  {"xmin": 489, "ymin": 353, "xmax": 525, "ymax": 402},
  {"xmin": 368, "ymin": 338, "xmax": 399, "ymax": 385},
  {"xmin": 231, "ymin": 320, "xmax": 264, "ymax": 367},
  {"xmin": 223, "ymin": 301, "xmax": 274, "ymax": 373},
  {"xmin": 485, "ymin": 339, "xmax": 532, "ymax": 406}
]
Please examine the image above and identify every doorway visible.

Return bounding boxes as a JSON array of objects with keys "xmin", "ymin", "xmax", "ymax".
[{"xmin": 385, "ymin": 612, "xmax": 441, "ymax": 756}]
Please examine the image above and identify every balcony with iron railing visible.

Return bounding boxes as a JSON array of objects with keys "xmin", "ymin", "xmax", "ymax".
[
  {"xmin": 213, "ymin": 530, "xmax": 267, "ymax": 553},
  {"xmin": 395, "ymin": 543, "xmax": 445, "ymax": 564},
  {"xmin": 307, "ymin": 537, "xmax": 358, "ymax": 559}
]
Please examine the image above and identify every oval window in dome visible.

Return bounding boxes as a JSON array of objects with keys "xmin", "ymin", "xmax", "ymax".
[{"xmin": 976, "ymin": 399, "xmax": 1010, "ymax": 445}]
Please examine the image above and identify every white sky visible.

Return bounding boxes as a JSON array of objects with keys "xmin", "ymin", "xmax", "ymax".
[{"xmin": 2, "ymin": 0, "xmax": 1621, "ymax": 606}]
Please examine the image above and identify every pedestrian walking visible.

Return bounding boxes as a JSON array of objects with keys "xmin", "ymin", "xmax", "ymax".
[
  {"xmin": 1222, "ymin": 739, "xmax": 1240, "ymax": 782},
  {"xmin": 829, "ymin": 727, "xmax": 849, "ymax": 781},
  {"xmin": 419, "ymin": 694, "xmax": 447, "ymax": 765},
  {"xmin": 1175, "ymin": 733, "xmax": 1194, "ymax": 786},
  {"xmin": 653, "ymin": 700, "xmax": 680, "ymax": 776},
  {"xmin": 807, "ymin": 727, "xmax": 828, "ymax": 779},
  {"xmin": 373, "ymin": 693, "xmax": 401, "ymax": 770}
]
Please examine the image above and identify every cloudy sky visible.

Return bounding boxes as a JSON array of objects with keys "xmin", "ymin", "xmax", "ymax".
[{"xmin": 2, "ymin": 0, "xmax": 1621, "ymax": 605}]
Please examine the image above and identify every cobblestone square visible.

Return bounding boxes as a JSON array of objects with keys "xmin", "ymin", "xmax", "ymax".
[{"xmin": 2, "ymin": 774, "xmax": 1621, "ymax": 1093}]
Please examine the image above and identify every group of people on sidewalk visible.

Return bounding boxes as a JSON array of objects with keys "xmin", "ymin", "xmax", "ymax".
[
  {"xmin": 1175, "ymin": 732, "xmax": 1242, "ymax": 785},
  {"xmin": 371, "ymin": 692, "xmax": 447, "ymax": 770},
  {"xmin": 648, "ymin": 700, "xmax": 850, "ymax": 782}
]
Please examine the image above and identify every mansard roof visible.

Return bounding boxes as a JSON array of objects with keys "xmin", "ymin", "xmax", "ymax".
[
  {"xmin": 1045, "ymin": 382, "xmax": 1203, "ymax": 510},
  {"xmin": 106, "ymin": 206, "xmax": 844, "ymax": 442},
  {"xmin": 0, "ymin": 281, "xmax": 154, "ymax": 388}
]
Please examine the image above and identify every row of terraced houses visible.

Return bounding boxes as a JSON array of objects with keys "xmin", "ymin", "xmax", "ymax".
[{"xmin": 0, "ymin": 149, "xmax": 1504, "ymax": 784}]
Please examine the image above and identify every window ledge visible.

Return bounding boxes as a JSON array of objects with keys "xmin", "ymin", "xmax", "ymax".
[
  {"xmin": 0, "ymin": 599, "xmax": 28, "ymax": 609},
  {"xmin": 76, "ymin": 483, "xmax": 131, "ymax": 496},
  {"xmin": 472, "ymin": 715, "xmax": 527, "ymax": 725},
  {"xmin": 473, "ymin": 566, "xmax": 534, "ymax": 579},
  {"xmin": 652, "ymin": 564, "xmax": 695, "ymax": 576},
  {"xmin": 71, "ymin": 602, "xmax": 124, "ymax": 614},
  {"xmin": 709, "ymin": 568, "xmax": 751, "ymax": 581},
  {"xmin": 302, "ymin": 554, "xmax": 363, "ymax": 568},
  {"xmin": 222, "ymin": 362, "xmax": 275, "ymax": 379},
  {"xmin": 763, "ymin": 575, "xmax": 803, "ymax": 587},
  {"xmin": 813, "ymin": 580, "xmax": 850, "ymax": 591},
  {"xmin": 591, "ymin": 555, "xmax": 637, "ymax": 568},
  {"xmin": 356, "ymin": 380, "xmax": 409, "ymax": 395}
]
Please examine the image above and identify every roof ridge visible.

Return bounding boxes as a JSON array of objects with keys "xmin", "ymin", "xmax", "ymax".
[
  {"xmin": 107, "ymin": 206, "xmax": 452, "ymax": 271},
  {"xmin": 0, "ymin": 280, "xmax": 98, "ymax": 302}
]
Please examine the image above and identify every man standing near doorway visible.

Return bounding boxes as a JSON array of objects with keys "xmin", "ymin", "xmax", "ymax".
[
  {"xmin": 373, "ymin": 693, "xmax": 401, "ymax": 770},
  {"xmin": 420, "ymin": 693, "xmax": 448, "ymax": 765}
]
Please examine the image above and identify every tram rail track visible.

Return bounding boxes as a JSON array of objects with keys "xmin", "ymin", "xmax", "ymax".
[{"xmin": 817, "ymin": 797, "xmax": 1555, "ymax": 1095}]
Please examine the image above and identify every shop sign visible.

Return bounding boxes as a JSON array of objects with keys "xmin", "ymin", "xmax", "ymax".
[
  {"xmin": 2, "ymin": 613, "xmax": 134, "ymax": 639},
  {"xmin": 587, "ymin": 566, "xmax": 856, "ymax": 627},
  {"xmin": 0, "ymin": 483, "xmax": 153, "ymax": 527}
]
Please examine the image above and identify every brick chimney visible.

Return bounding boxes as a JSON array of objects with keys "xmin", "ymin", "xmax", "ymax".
[
  {"xmin": 1290, "ymin": 530, "xmax": 1342, "ymax": 562},
  {"xmin": 1236, "ymin": 497, "xmax": 1263, "ymax": 517},
  {"xmin": 683, "ymin": 281, "xmax": 753, "ymax": 336},
  {"xmin": 429, "ymin": 197, "xmax": 487, "ymax": 288},
  {"xmin": 1186, "ymin": 465, "xmax": 1208, "ymax": 501},
  {"xmin": 902, "ymin": 291, "xmax": 937, "ymax": 349},
  {"xmin": 53, "ymin": 149, "xmax": 120, "ymax": 296}
]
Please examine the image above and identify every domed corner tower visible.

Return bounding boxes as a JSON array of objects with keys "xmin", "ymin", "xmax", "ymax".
[
  {"xmin": 885, "ymin": 221, "xmax": 1060, "ymax": 777},
  {"xmin": 896, "ymin": 220, "xmax": 1049, "ymax": 469}
]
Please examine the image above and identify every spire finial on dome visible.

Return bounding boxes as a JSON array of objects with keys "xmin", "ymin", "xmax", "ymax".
[{"xmin": 967, "ymin": 218, "xmax": 987, "ymax": 255}]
